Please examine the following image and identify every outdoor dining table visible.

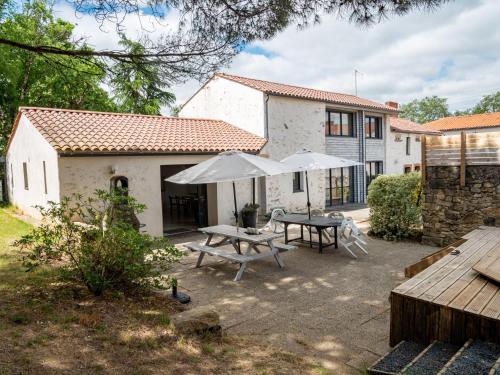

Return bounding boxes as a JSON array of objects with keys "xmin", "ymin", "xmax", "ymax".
[
  {"xmin": 185, "ymin": 224, "xmax": 295, "ymax": 281},
  {"xmin": 275, "ymin": 213, "xmax": 343, "ymax": 253}
]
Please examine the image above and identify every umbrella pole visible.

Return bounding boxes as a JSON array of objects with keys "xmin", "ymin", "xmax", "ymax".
[
  {"xmin": 233, "ymin": 181, "xmax": 239, "ymax": 231},
  {"xmin": 306, "ymin": 171, "xmax": 311, "ymax": 220}
]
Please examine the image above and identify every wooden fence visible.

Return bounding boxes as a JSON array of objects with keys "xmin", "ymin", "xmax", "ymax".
[{"xmin": 421, "ymin": 131, "xmax": 500, "ymax": 186}]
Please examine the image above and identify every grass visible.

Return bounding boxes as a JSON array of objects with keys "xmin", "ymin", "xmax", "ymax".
[{"xmin": 0, "ymin": 207, "xmax": 318, "ymax": 374}]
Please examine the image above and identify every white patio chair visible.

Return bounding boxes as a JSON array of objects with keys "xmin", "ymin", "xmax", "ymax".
[
  {"xmin": 334, "ymin": 217, "xmax": 369, "ymax": 259},
  {"xmin": 263, "ymin": 208, "xmax": 286, "ymax": 233}
]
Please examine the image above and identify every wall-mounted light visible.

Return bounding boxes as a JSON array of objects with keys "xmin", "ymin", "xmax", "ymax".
[{"xmin": 110, "ymin": 165, "xmax": 117, "ymax": 175}]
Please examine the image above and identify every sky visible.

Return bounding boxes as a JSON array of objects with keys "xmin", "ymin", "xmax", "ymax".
[{"xmin": 53, "ymin": 0, "xmax": 500, "ymax": 114}]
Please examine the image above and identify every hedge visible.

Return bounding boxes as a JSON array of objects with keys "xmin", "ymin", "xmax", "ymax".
[{"xmin": 367, "ymin": 172, "xmax": 422, "ymax": 240}]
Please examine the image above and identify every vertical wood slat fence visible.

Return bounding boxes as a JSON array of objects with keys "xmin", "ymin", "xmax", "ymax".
[{"xmin": 421, "ymin": 131, "xmax": 500, "ymax": 187}]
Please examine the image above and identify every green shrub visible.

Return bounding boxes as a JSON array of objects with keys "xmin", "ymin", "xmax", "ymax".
[
  {"xmin": 367, "ymin": 172, "xmax": 422, "ymax": 240},
  {"xmin": 14, "ymin": 190, "xmax": 183, "ymax": 296}
]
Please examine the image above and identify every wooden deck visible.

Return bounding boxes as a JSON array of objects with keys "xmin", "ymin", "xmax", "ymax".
[{"xmin": 390, "ymin": 226, "xmax": 500, "ymax": 346}]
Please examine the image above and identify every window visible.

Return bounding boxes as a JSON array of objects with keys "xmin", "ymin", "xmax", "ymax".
[
  {"xmin": 366, "ymin": 161, "xmax": 383, "ymax": 188},
  {"xmin": 404, "ymin": 165, "xmax": 412, "ymax": 174},
  {"xmin": 292, "ymin": 172, "xmax": 303, "ymax": 192},
  {"xmin": 365, "ymin": 116, "xmax": 383, "ymax": 139},
  {"xmin": 22, "ymin": 162, "xmax": 28, "ymax": 190},
  {"xmin": 406, "ymin": 137, "xmax": 411, "ymax": 155},
  {"xmin": 414, "ymin": 165, "xmax": 421, "ymax": 172},
  {"xmin": 325, "ymin": 167, "xmax": 354, "ymax": 206},
  {"xmin": 43, "ymin": 161, "xmax": 48, "ymax": 194},
  {"xmin": 325, "ymin": 110, "xmax": 355, "ymax": 137}
]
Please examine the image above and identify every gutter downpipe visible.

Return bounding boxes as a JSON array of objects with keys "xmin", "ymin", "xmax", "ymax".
[{"xmin": 264, "ymin": 93, "xmax": 270, "ymax": 139}]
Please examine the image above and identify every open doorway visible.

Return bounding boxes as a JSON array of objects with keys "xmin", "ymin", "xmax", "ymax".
[{"xmin": 161, "ymin": 165, "xmax": 208, "ymax": 235}]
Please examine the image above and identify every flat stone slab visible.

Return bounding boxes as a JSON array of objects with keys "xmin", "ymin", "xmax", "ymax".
[{"xmin": 170, "ymin": 306, "xmax": 221, "ymax": 337}]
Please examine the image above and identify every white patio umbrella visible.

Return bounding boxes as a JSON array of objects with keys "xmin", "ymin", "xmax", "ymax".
[
  {"xmin": 166, "ymin": 150, "xmax": 293, "ymax": 228},
  {"xmin": 281, "ymin": 149, "xmax": 363, "ymax": 219}
]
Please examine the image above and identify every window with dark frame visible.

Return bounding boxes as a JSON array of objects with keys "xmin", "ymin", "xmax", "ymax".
[
  {"xmin": 325, "ymin": 110, "xmax": 355, "ymax": 137},
  {"xmin": 292, "ymin": 172, "xmax": 303, "ymax": 192},
  {"xmin": 22, "ymin": 162, "xmax": 28, "ymax": 190},
  {"xmin": 43, "ymin": 161, "xmax": 48, "ymax": 194},
  {"xmin": 404, "ymin": 166, "xmax": 412, "ymax": 174},
  {"xmin": 364, "ymin": 116, "xmax": 383, "ymax": 139},
  {"xmin": 365, "ymin": 161, "xmax": 383, "ymax": 188},
  {"xmin": 406, "ymin": 137, "xmax": 411, "ymax": 155},
  {"xmin": 414, "ymin": 165, "xmax": 421, "ymax": 172},
  {"xmin": 325, "ymin": 167, "xmax": 354, "ymax": 206}
]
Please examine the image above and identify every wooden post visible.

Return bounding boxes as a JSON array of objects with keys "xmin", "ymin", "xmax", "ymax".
[
  {"xmin": 421, "ymin": 135, "xmax": 426, "ymax": 185},
  {"xmin": 460, "ymin": 131, "xmax": 466, "ymax": 187}
]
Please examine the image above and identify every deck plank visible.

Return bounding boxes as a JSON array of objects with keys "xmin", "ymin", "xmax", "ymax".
[
  {"xmin": 404, "ymin": 231, "xmax": 498, "ymax": 299},
  {"xmin": 482, "ymin": 289, "xmax": 500, "ymax": 319},
  {"xmin": 447, "ymin": 275, "xmax": 487, "ymax": 310},
  {"xmin": 465, "ymin": 281, "xmax": 498, "ymax": 315},
  {"xmin": 418, "ymin": 234, "xmax": 500, "ymax": 301},
  {"xmin": 473, "ymin": 243, "xmax": 500, "ymax": 283},
  {"xmin": 393, "ymin": 231, "xmax": 486, "ymax": 295}
]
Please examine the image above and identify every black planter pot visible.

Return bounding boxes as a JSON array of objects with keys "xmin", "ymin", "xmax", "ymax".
[{"xmin": 241, "ymin": 210, "xmax": 258, "ymax": 228}]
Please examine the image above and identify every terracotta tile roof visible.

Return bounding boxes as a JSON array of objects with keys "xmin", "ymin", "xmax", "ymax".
[
  {"xmin": 389, "ymin": 117, "xmax": 441, "ymax": 135},
  {"xmin": 421, "ymin": 112, "xmax": 500, "ymax": 132},
  {"xmin": 11, "ymin": 107, "xmax": 266, "ymax": 154},
  {"xmin": 215, "ymin": 73, "xmax": 398, "ymax": 113}
]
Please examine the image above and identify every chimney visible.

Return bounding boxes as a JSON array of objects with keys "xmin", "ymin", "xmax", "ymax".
[{"xmin": 385, "ymin": 101, "xmax": 399, "ymax": 117}]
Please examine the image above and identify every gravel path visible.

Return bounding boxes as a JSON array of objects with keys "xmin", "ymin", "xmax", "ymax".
[
  {"xmin": 443, "ymin": 340, "xmax": 500, "ymax": 375},
  {"xmin": 405, "ymin": 341, "xmax": 460, "ymax": 375},
  {"xmin": 371, "ymin": 341, "xmax": 427, "ymax": 373}
]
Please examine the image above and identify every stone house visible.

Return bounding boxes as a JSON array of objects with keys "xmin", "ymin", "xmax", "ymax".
[
  {"xmin": 180, "ymin": 73, "xmax": 399, "ymax": 210},
  {"xmin": 5, "ymin": 107, "xmax": 266, "ymax": 236},
  {"xmin": 385, "ymin": 104, "xmax": 441, "ymax": 175}
]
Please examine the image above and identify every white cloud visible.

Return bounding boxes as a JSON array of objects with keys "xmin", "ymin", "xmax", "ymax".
[{"xmin": 55, "ymin": 0, "xmax": 500, "ymax": 113}]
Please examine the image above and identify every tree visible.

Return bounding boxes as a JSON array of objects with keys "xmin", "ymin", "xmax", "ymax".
[
  {"xmin": 399, "ymin": 96, "xmax": 450, "ymax": 124},
  {"xmin": 0, "ymin": 1, "xmax": 117, "ymax": 152},
  {"xmin": 110, "ymin": 37, "xmax": 175, "ymax": 115},
  {"xmin": 0, "ymin": 0, "xmax": 449, "ymax": 86},
  {"xmin": 471, "ymin": 92, "xmax": 500, "ymax": 114}
]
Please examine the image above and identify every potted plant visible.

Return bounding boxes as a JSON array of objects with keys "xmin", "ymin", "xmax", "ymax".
[{"xmin": 240, "ymin": 203, "xmax": 260, "ymax": 228}]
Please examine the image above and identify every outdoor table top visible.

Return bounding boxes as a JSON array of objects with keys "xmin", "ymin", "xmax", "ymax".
[
  {"xmin": 199, "ymin": 224, "xmax": 284, "ymax": 243},
  {"xmin": 276, "ymin": 213, "xmax": 343, "ymax": 228}
]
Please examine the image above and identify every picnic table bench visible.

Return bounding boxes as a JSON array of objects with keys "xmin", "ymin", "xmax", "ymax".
[{"xmin": 184, "ymin": 224, "xmax": 297, "ymax": 281}]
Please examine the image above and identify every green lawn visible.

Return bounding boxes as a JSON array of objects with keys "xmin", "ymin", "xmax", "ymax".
[{"xmin": 0, "ymin": 208, "xmax": 326, "ymax": 375}]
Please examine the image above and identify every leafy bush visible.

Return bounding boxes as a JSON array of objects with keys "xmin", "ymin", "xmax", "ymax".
[
  {"xmin": 15, "ymin": 190, "xmax": 183, "ymax": 295},
  {"xmin": 367, "ymin": 172, "xmax": 422, "ymax": 240}
]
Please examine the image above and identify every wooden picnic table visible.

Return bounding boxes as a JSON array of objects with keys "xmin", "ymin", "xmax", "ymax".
[
  {"xmin": 275, "ymin": 213, "xmax": 342, "ymax": 253},
  {"xmin": 184, "ymin": 224, "xmax": 296, "ymax": 281}
]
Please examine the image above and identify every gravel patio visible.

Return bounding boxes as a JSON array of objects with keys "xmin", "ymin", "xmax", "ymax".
[{"xmin": 169, "ymin": 210, "xmax": 436, "ymax": 374}]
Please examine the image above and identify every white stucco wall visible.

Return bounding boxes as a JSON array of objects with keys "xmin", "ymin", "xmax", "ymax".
[
  {"xmin": 179, "ymin": 76, "xmax": 266, "ymax": 137},
  {"xmin": 262, "ymin": 96, "xmax": 326, "ymax": 212},
  {"xmin": 6, "ymin": 115, "xmax": 60, "ymax": 218},
  {"xmin": 385, "ymin": 131, "xmax": 423, "ymax": 175},
  {"xmin": 58, "ymin": 155, "xmax": 249, "ymax": 236}
]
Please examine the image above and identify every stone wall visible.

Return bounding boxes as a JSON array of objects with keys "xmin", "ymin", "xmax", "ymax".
[{"xmin": 422, "ymin": 165, "xmax": 500, "ymax": 246}]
